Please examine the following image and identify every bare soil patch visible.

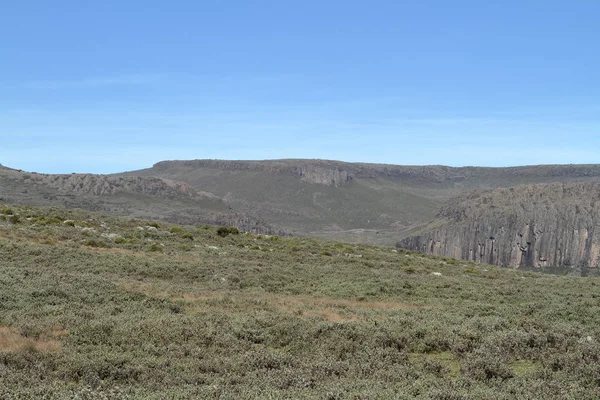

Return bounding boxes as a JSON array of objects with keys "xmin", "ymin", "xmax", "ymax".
[{"xmin": 0, "ymin": 327, "xmax": 62, "ymax": 353}]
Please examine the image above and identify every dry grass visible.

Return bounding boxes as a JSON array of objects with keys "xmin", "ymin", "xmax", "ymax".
[
  {"xmin": 121, "ymin": 283, "xmax": 430, "ymax": 323},
  {"xmin": 0, "ymin": 327, "xmax": 62, "ymax": 353}
]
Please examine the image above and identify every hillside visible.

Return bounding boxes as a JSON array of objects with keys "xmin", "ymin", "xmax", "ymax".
[
  {"xmin": 124, "ymin": 159, "xmax": 600, "ymax": 244},
  {"xmin": 398, "ymin": 182, "xmax": 600, "ymax": 272},
  {"xmin": 1, "ymin": 204, "xmax": 600, "ymax": 398},
  {"xmin": 4, "ymin": 160, "xmax": 600, "ymax": 245},
  {"xmin": 0, "ymin": 166, "xmax": 283, "ymax": 235}
]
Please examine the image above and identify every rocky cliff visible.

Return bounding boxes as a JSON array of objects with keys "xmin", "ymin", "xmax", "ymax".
[
  {"xmin": 398, "ymin": 182, "xmax": 600, "ymax": 269},
  {"xmin": 153, "ymin": 159, "xmax": 353, "ymax": 187},
  {"xmin": 152, "ymin": 159, "xmax": 600, "ymax": 187}
]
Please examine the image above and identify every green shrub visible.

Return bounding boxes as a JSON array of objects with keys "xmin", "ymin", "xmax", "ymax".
[
  {"xmin": 170, "ymin": 226, "xmax": 182, "ymax": 233},
  {"xmin": 8, "ymin": 214, "xmax": 20, "ymax": 224},
  {"xmin": 114, "ymin": 237, "xmax": 126, "ymax": 244},
  {"xmin": 34, "ymin": 216, "xmax": 63, "ymax": 225},
  {"xmin": 148, "ymin": 222, "xmax": 160, "ymax": 229},
  {"xmin": 181, "ymin": 233, "xmax": 194, "ymax": 241},
  {"xmin": 1, "ymin": 207, "xmax": 14, "ymax": 215},
  {"xmin": 85, "ymin": 239, "xmax": 100, "ymax": 247},
  {"xmin": 147, "ymin": 243, "xmax": 163, "ymax": 252},
  {"xmin": 217, "ymin": 226, "xmax": 240, "ymax": 237}
]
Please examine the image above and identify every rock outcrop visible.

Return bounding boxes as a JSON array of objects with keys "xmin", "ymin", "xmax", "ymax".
[
  {"xmin": 20, "ymin": 173, "xmax": 218, "ymax": 201},
  {"xmin": 398, "ymin": 182, "xmax": 600, "ymax": 269},
  {"xmin": 153, "ymin": 159, "xmax": 353, "ymax": 187},
  {"xmin": 152, "ymin": 159, "xmax": 600, "ymax": 187}
]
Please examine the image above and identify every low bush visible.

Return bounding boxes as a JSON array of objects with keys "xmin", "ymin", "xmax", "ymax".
[
  {"xmin": 217, "ymin": 226, "xmax": 240, "ymax": 237},
  {"xmin": 146, "ymin": 243, "xmax": 163, "ymax": 252}
]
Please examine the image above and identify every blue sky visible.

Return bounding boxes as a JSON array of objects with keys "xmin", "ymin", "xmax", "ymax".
[{"xmin": 1, "ymin": 1, "xmax": 599, "ymax": 173}]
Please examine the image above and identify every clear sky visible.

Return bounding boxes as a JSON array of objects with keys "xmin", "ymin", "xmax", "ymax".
[{"xmin": 1, "ymin": 1, "xmax": 599, "ymax": 173}]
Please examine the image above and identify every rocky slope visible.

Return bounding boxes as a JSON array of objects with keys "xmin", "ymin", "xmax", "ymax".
[
  {"xmin": 151, "ymin": 159, "xmax": 600, "ymax": 187},
  {"xmin": 127, "ymin": 160, "xmax": 600, "ymax": 243},
  {"xmin": 6, "ymin": 159, "xmax": 600, "ymax": 245},
  {"xmin": 0, "ymin": 167, "xmax": 284, "ymax": 235},
  {"xmin": 398, "ymin": 182, "xmax": 600, "ymax": 269}
]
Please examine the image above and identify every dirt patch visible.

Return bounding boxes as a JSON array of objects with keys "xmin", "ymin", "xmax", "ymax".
[
  {"xmin": 84, "ymin": 247, "xmax": 146, "ymax": 256},
  {"xmin": 121, "ymin": 284, "xmax": 430, "ymax": 323},
  {"xmin": 0, "ymin": 327, "xmax": 61, "ymax": 352}
]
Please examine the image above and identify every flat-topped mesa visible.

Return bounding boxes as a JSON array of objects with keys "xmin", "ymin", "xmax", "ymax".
[
  {"xmin": 398, "ymin": 182, "xmax": 600, "ymax": 269},
  {"xmin": 152, "ymin": 159, "xmax": 600, "ymax": 185},
  {"xmin": 153, "ymin": 159, "xmax": 354, "ymax": 186}
]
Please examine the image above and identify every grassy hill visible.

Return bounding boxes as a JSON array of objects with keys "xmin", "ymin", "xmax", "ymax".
[
  {"xmin": 1, "ymin": 204, "xmax": 600, "ymax": 398},
  {"xmin": 4, "ymin": 160, "xmax": 600, "ymax": 245},
  {"xmin": 0, "ymin": 166, "xmax": 283, "ymax": 235},
  {"xmin": 125, "ymin": 160, "xmax": 600, "ymax": 244}
]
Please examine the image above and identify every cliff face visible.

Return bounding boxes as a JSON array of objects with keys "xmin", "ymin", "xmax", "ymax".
[
  {"xmin": 152, "ymin": 159, "xmax": 600, "ymax": 187},
  {"xmin": 153, "ymin": 160, "xmax": 353, "ymax": 187},
  {"xmin": 398, "ymin": 183, "xmax": 600, "ymax": 269}
]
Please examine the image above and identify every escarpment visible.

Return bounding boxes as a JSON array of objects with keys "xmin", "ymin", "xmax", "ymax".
[
  {"xmin": 398, "ymin": 182, "xmax": 600, "ymax": 269},
  {"xmin": 16, "ymin": 173, "xmax": 218, "ymax": 200},
  {"xmin": 153, "ymin": 159, "xmax": 354, "ymax": 187}
]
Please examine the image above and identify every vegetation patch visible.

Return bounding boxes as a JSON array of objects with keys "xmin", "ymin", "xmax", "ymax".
[
  {"xmin": 0, "ymin": 203, "xmax": 600, "ymax": 398},
  {"xmin": 0, "ymin": 327, "xmax": 61, "ymax": 353}
]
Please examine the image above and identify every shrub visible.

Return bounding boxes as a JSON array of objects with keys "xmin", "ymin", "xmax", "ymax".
[
  {"xmin": 170, "ymin": 226, "xmax": 182, "ymax": 233},
  {"xmin": 148, "ymin": 222, "xmax": 160, "ymax": 229},
  {"xmin": 181, "ymin": 233, "xmax": 194, "ymax": 241},
  {"xmin": 1, "ymin": 207, "xmax": 14, "ymax": 215},
  {"xmin": 147, "ymin": 243, "xmax": 163, "ymax": 252},
  {"xmin": 114, "ymin": 237, "xmax": 126, "ymax": 244},
  {"xmin": 8, "ymin": 214, "xmax": 20, "ymax": 224},
  {"xmin": 217, "ymin": 226, "xmax": 240, "ymax": 237},
  {"xmin": 34, "ymin": 216, "xmax": 63, "ymax": 225},
  {"xmin": 85, "ymin": 239, "xmax": 100, "ymax": 247}
]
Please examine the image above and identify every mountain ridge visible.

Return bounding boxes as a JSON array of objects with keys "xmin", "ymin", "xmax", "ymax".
[{"xmin": 4, "ymin": 158, "xmax": 600, "ymax": 250}]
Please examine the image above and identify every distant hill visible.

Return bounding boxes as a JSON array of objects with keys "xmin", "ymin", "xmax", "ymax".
[
  {"xmin": 123, "ymin": 159, "xmax": 600, "ymax": 243},
  {"xmin": 0, "ymin": 166, "xmax": 284, "ymax": 234},
  {"xmin": 4, "ymin": 159, "xmax": 600, "ymax": 246},
  {"xmin": 398, "ymin": 182, "xmax": 600, "ymax": 270}
]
